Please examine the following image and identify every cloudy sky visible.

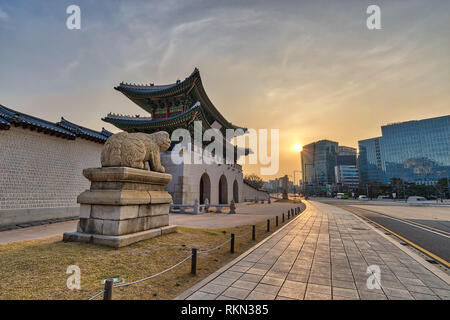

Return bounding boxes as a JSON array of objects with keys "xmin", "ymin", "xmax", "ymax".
[{"xmin": 1, "ymin": 0, "xmax": 449, "ymax": 180}]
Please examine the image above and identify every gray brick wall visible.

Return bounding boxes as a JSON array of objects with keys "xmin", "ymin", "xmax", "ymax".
[{"xmin": 0, "ymin": 126, "xmax": 102, "ymax": 210}]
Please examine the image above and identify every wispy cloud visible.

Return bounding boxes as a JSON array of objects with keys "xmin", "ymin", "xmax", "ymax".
[{"xmin": 0, "ymin": 7, "xmax": 8, "ymax": 21}]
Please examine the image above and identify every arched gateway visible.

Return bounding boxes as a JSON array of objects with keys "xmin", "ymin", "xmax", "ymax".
[{"xmin": 199, "ymin": 173, "xmax": 211, "ymax": 204}]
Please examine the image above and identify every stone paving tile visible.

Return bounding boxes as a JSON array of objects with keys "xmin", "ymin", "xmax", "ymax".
[
  {"xmin": 210, "ymin": 276, "xmax": 237, "ymax": 287},
  {"xmin": 246, "ymin": 291, "xmax": 277, "ymax": 300},
  {"xmin": 308, "ymin": 276, "xmax": 331, "ymax": 286},
  {"xmin": 306, "ymin": 283, "xmax": 332, "ymax": 296},
  {"xmin": 357, "ymin": 290, "xmax": 388, "ymax": 300},
  {"xmin": 222, "ymin": 287, "xmax": 251, "ymax": 300},
  {"xmin": 239, "ymin": 273, "xmax": 264, "ymax": 283},
  {"xmin": 221, "ymin": 270, "xmax": 244, "ymax": 280},
  {"xmin": 254, "ymin": 283, "xmax": 281, "ymax": 295},
  {"xmin": 231, "ymin": 280, "xmax": 258, "ymax": 291},
  {"xmin": 305, "ymin": 292, "xmax": 331, "ymax": 300},
  {"xmin": 200, "ymin": 283, "xmax": 228, "ymax": 295},
  {"xmin": 383, "ymin": 287, "xmax": 415, "ymax": 300},
  {"xmin": 260, "ymin": 276, "xmax": 285, "ymax": 287},
  {"xmin": 332, "ymin": 287, "xmax": 359, "ymax": 299},
  {"xmin": 430, "ymin": 288, "xmax": 450, "ymax": 299},
  {"xmin": 403, "ymin": 284, "xmax": 435, "ymax": 295},
  {"xmin": 410, "ymin": 292, "xmax": 440, "ymax": 300},
  {"xmin": 187, "ymin": 291, "xmax": 219, "ymax": 300},
  {"xmin": 332, "ymin": 279, "xmax": 357, "ymax": 290},
  {"xmin": 181, "ymin": 202, "xmax": 450, "ymax": 301},
  {"xmin": 265, "ymin": 270, "xmax": 288, "ymax": 279},
  {"xmin": 287, "ymin": 273, "xmax": 309, "ymax": 282},
  {"xmin": 228, "ymin": 265, "xmax": 251, "ymax": 273},
  {"xmin": 246, "ymin": 267, "xmax": 268, "ymax": 276},
  {"xmin": 278, "ymin": 285, "xmax": 306, "ymax": 299}
]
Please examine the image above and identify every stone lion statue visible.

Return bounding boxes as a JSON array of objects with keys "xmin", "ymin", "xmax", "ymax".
[{"xmin": 101, "ymin": 131, "xmax": 171, "ymax": 172}]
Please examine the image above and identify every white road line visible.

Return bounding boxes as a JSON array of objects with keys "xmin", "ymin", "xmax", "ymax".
[{"xmin": 364, "ymin": 210, "xmax": 450, "ymax": 239}]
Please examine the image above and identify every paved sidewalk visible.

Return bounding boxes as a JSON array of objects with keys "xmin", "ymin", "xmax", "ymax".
[{"xmin": 177, "ymin": 201, "xmax": 450, "ymax": 300}]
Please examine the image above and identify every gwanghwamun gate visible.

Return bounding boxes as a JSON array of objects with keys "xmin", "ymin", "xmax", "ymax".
[{"xmin": 0, "ymin": 69, "xmax": 268, "ymax": 228}]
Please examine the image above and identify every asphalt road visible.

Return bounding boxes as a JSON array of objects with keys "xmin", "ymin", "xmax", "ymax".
[{"xmin": 320, "ymin": 201, "xmax": 450, "ymax": 266}]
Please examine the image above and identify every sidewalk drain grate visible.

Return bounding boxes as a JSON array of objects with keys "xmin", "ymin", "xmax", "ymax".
[
  {"xmin": 400, "ymin": 242, "xmax": 408, "ymax": 246},
  {"xmin": 352, "ymin": 227, "xmax": 368, "ymax": 231},
  {"xmin": 426, "ymin": 259, "xmax": 438, "ymax": 264}
]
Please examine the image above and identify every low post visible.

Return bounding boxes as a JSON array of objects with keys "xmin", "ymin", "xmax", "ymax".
[
  {"xmin": 230, "ymin": 233, "xmax": 235, "ymax": 253},
  {"xmin": 288, "ymin": 212, "xmax": 290, "ymax": 219},
  {"xmin": 103, "ymin": 278, "xmax": 113, "ymax": 300},
  {"xmin": 252, "ymin": 225, "xmax": 256, "ymax": 241},
  {"xmin": 267, "ymin": 219, "xmax": 270, "ymax": 232},
  {"xmin": 191, "ymin": 248, "xmax": 197, "ymax": 275},
  {"xmin": 282, "ymin": 213, "xmax": 285, "ymax": 223},
  {"xmin": 276, "ymin": 216, "xmax": 279, "ymax": 227}
]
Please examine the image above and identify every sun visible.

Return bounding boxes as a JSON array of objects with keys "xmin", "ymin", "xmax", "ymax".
[{"xmin": 294, "ymin": 144, "xmax": 302, "ymax": 152}]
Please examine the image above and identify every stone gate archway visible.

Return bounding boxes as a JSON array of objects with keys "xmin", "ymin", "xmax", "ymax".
[{"xmin": 199, "ymin": 173, "xmax": 211, "ymax": 204}]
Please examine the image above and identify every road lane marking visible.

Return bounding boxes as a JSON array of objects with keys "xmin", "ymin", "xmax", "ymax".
[
  {"xmin": 403, "ymin": 219, "xmax": 450, "ymax": 236},
  {"xmin": 342, "ymin": 206, "xmax": 450, "ymax": 268},
  {"xmin": 350, "ymin": 206, "xmax": 450, "ymax": 238}
]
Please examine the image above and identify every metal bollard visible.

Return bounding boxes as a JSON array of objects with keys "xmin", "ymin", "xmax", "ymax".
[
  {"xmin": 252, "ymin": 225, "xmax": 256, "ymax": 241},
  {"xmin": 103, "ymin": 278, "xmax": 113, "ymax": 300},
  {"xmin": 276, "ymin": 216, "xmax": 279, "ymax": 227},
  {"xmin": 267, "ymin": 219, "xmax": 270, "ymax": 232},
  {"xmin": 230, "ymin": 233, "xmax": 235, "ymax": 253},
  {"xmin": 282, "ymin": 213, "xmax": 285, "ymax": 223},
  {"xmin": 288, "ymin": 212, "xmax": 290, "ymax": 219},
  {"xmin": 191, "ymin": 248, "xmax": 197, "ymax": 275}
]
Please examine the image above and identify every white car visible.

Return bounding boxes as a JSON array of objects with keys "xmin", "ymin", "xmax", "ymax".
[
  {"xmin": 358, "ymin": 195, "xmax": 369, "ymax": 201},
  {"xmin": 407, "ymin": 196, "xmax": 428, "ymax": 204}
]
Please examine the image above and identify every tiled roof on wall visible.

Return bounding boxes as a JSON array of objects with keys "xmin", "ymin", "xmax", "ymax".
[{"xmin": 0, "ymin": 104, "xmax": 112, "ymax": 143}]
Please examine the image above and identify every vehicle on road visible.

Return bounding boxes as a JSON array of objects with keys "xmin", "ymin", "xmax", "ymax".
[
  {"xmin": 358, "ymin": 195, "xmax": 369, "ymax": 201},
  {"xmin": 336, "ymin": 193, "xmax": 349, "ymax": 199},
  {"xmin": 407, "ymin": 196, "xmax": 428, "ymax": 204},
  {"xmin": 377, "ymin": 195, "xmax": 391, "ymax": 200}
]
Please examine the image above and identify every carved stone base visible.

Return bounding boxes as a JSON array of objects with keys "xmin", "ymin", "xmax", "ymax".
[
  {"xmin": 63, "ymin": 167, "xmax": 176, "ymax": 248},
  {"xmin": 63, "ymin": 226, "xmax": 177, "ymax": 248}
]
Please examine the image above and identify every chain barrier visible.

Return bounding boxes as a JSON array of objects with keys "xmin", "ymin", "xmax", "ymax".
[{"xmin": 88, "ymin": 253, "xmax": 193, "ymax": 300}]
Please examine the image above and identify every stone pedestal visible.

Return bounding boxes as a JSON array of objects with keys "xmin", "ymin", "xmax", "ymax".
[{"xmin": 63, "ymin": 167, "xmax": 177, "ymax": 248}]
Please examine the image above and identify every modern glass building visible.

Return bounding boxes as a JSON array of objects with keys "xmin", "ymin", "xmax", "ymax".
[
  {"xmin": 301, "ymin": 140, "xmax": 338, "ymax": 188},
  {"xmin": 335, "ymin": 165, "xmax": 359, "ymax": 189},
  {"xmin": 380, "ymin": 115, "xmax": 450, "ymax": 185},
  {"xmin": 358, "ymin": 137, "xmax": 383, "ymax": 184}
]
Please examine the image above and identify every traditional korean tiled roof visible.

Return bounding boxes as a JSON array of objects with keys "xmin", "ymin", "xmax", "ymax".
[
  {"xmin": 0, "ymin": 104, "xmax": 112, "ymax": 143},
  {"xmin": 57, "ymin": 117, "xmax": 112, "ymax": 142},
  {"xmin": 0, "ymin": 104, "xmax": 75, "ymax": 139},
  {"xmin": 111, "ymin": 68, "xmax": 245, "ymax": 132},
  {"xmin": 103, "ymin": 102, "xmax": 205, "ymax": 131}
]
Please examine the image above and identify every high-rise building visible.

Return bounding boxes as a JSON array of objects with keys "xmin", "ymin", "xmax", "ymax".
[
  {"xmin": 380, "ymin": 115, "xmax": 450, "ymax": 185},
  {"xmin": 358, "ymin": 115, "xmax": 449, "ymax": 185},
  {"xmin": 358, "ymin": 137, "xmax": 383, "ymax": 184},
  {"xmin": 335, "ymin": 146, "xmax": 358, "ymax": 189},
  {"xmin": 337, "ymin": 146, "xmax": 357, "ymax": 165},
  {"xmin": 335, "ymin": 165, "xmax": 359, "ymax": 189},
  {"xmin": 301, "ymin": 140, "xmax": 338, "ymax": 189}
]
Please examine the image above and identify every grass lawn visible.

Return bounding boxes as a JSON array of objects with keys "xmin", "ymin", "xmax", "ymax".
[{"xmin": 0, "ymin": 208, "xmax": 304, "ymax": 300}]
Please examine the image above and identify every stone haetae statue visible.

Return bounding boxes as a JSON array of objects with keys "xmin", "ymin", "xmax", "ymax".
[
  {"xmin": 64, "ymin": 130, "xmax": 176, "ymax": 248},
  {"xmin": 100, "ymin": 131, "xmax": 171, "ymax": 172}
]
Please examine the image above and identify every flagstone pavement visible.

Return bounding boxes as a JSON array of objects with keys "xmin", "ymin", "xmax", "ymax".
[{"xmin": 177, "ymin": 201, "xmax": 450, "ymax": 300}]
